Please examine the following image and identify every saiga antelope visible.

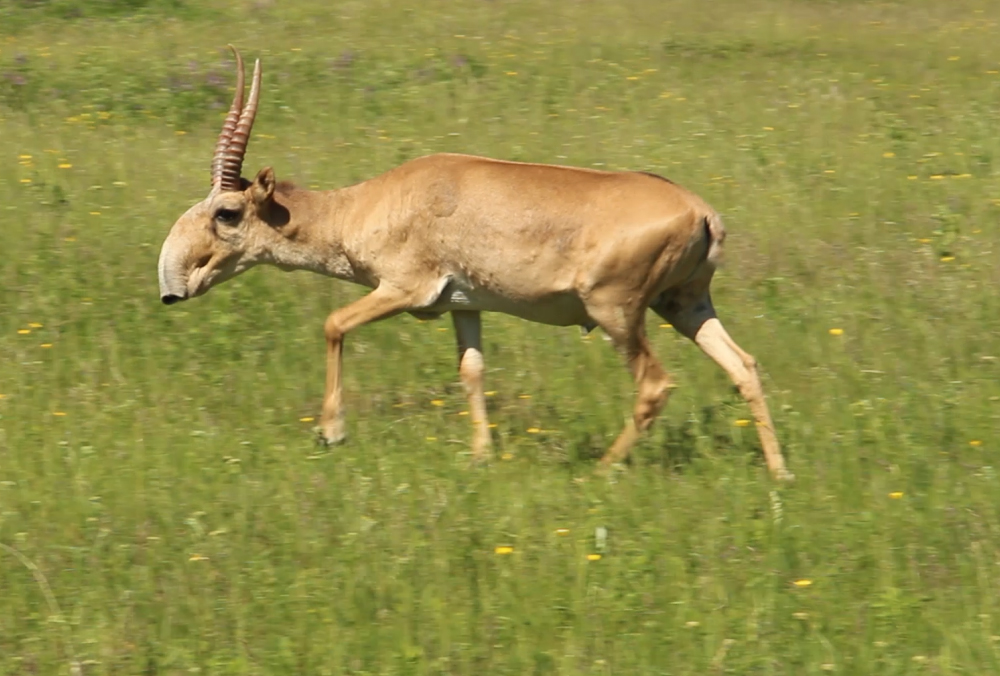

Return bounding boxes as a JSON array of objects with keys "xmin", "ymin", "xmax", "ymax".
[{"xmin": 157, "ymin": 48, "xmax": 792, "ymax": 481}]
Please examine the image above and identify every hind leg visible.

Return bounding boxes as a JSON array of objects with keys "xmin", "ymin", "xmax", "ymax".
[
  {"xmin": 654, "ymin": 293, "xmax": 792, "ymax": 481},
  {"xmin": 587, "ymin": 303, "xmax": 675, "ymax": 467}
]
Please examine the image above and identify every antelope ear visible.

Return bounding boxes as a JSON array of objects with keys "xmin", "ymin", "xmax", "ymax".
[{"xmin": 249, "ymin": 166, "xmax": 276, "ymax": 205}]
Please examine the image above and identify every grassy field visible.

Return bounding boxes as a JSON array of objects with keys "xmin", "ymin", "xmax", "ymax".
[{"xmin": 2, "ymin": 0, "xmax": 1000, "ymax": 673}]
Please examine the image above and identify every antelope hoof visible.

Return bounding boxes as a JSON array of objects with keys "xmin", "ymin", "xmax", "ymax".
[
  {"xmin": 773, "ymin": 468, "xmax": 795, "ymax": 483},
  {"xmin": 469, "ymin": 452, "xmax": 492, "ymax": 468},
  {"xmin": 316, "ymin": 420, "xmax": 347, "ymax": 446},
  {"xmin": 594, "ymin": 460, "xmax": 626, "ymax": 477}
]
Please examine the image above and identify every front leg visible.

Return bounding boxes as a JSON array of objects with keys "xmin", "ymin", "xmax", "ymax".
[
  {"xmin": 452, "ymin": 310, "xmax": 493, "ymax": 463},
  {"xmin": 320, "ymin": 285, "xmax": 416, "ymax": 445}
]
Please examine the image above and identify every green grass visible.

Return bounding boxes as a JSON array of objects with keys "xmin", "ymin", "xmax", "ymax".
[{"xmin": 2, "ymin": 0, "xmax": 1000, "ymax": 673}]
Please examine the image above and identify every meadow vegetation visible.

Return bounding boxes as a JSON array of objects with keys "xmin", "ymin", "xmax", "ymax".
[{"xmin": 1, "ymin": 0, "xmax": 999, "ymax": 673}]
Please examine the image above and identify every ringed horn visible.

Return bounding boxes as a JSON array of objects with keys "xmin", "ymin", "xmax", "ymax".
[{"xmin": 210, "ymin": 45, "xmax": 262, "ymax": 192}]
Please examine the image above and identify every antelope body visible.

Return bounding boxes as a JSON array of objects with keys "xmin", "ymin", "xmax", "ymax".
[{"xmin": 157, "ymin": 48, "xmax": 792, "ymax": 480}]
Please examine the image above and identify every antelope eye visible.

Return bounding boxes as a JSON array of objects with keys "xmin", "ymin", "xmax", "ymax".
[{"xmin": 214, "ymin": 207, "xmax": 242, "ymax": 225}]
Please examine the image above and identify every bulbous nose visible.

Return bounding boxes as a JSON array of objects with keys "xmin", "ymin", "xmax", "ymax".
[{"xmin": 161, "ymin": 294, "xmax": 186, "ymax": 305}]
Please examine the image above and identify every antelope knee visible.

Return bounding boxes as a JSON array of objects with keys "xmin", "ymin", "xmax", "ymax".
[
  {"xmin": 640, "ymin": 371, "xmax": 673, "ymax": 403},
  {"xmin": 459, "ymin": 347, "xmax": 485, "ymax": 382},
  {"xmin": 324, "ymin": 314, "xmax": 344, "ymax": 342},
  {"xmin": 734, "ymin": 374, "xmax": 763, "ymax": 401},
  {"xmin": 633, "ymin": 403, "xmax": 661, "ymax": 431}
]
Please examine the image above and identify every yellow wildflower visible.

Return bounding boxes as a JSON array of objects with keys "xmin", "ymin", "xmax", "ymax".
[
  {"xmin": 587, "ymin": 553, "xmax": 602, "ymax": 561},
  {"xmin": 829, "ymin": 328, "xmax": 844, "ymax": 336},
  {"xmin": 889, "ymin": 491, "xmax": 904, "ymax": 499},
  {"xmin": 495, "ymin": 546, "xmax": 514, "ymax": 555},
  {"xmin": 793, "ymin": 579, "xmax": 813, "ymax": 588},
  {"xmin": 299, "ymin": 416, "xmax": 314, "ymax": 423}
]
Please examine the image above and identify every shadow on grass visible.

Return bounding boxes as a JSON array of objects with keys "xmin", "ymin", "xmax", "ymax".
[{"xmin": 561, "ymin": 400, "xmax": 776, "ymax": 476}]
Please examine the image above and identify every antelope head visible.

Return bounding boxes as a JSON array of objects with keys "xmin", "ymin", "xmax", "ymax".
[{"xmin": 158, "ymin": 47, "xmax": 282, "ymax": 305}]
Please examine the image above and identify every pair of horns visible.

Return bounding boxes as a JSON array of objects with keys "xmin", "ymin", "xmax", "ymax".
[{"xmin": 211, "ymin": 46, "xmax": 261, "ymax": 192}]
